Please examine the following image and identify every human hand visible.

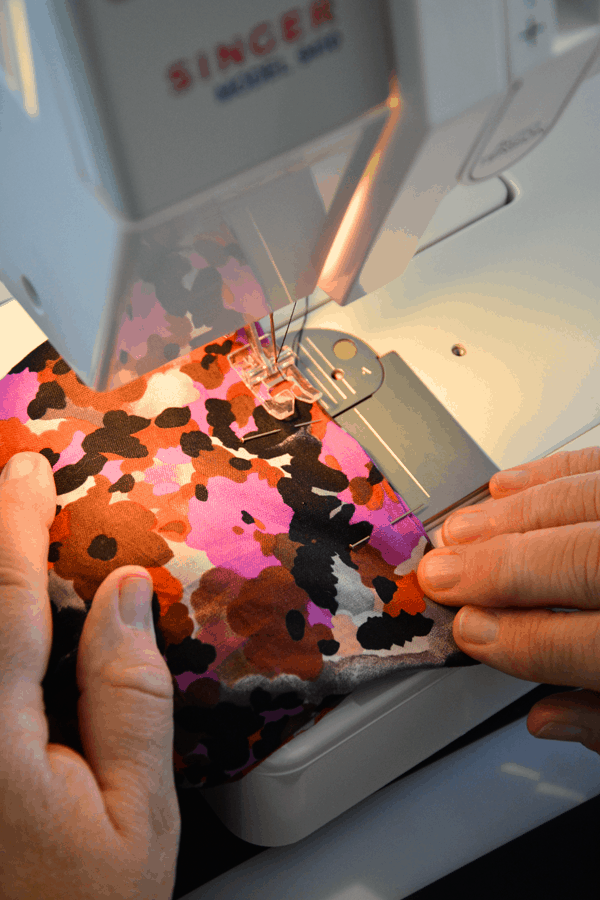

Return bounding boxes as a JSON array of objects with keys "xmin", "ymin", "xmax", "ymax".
[
  {"xmin": 417, "ymin": 447, "xmax": 600, "ymax": 756},
  {"xmin": 0, "ymin": 452, "xmax": 180, "ymax": 900}
]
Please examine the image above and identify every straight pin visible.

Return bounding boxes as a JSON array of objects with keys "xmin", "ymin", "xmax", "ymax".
[
  {"xmin": 389, "ymin": 510, "xmax": 414, "ymax": 526},
  {"xmin": 294, "ymin": 418, "xmax": 324, "ymax": 428},
  {"xmin": 348, "ymin": 534, "xmax": 371, "ymax": 551},
  {"xmin": 389, "ymin": 503, "xmax": 426, "ymax": 527},
  {"xmin": 242, "ymin": 429, "xmax": 280, "ymax": 442},
  {"xmin": 241, "ymin": 419, "xmax": 323, "ymax": 443},
  {"xmin": 349, "ymin": 504, "xmax": 427, "ymax": 550}
]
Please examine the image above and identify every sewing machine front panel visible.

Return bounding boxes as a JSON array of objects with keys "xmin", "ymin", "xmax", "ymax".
[{"xmin": 62, "ymin": 0, "xmax": 390, "ymax": 218}]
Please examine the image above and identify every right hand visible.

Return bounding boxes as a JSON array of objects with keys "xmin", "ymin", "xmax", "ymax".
[
  {"xmin": 0, "ymin": 452, "xmax": 180, "ymax": 900},
  {"xmin": 417, "ymin": 447, "xmax": 600, "ymax": 755}
]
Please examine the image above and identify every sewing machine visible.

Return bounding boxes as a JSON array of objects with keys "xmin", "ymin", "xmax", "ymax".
[{"xmin": 2, "ymin": 1, "xmax": 600, "ymax": 894}]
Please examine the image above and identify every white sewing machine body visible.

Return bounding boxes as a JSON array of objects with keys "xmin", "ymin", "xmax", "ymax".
[
  {"xmin": 2, "ymin": 1, "xmax": 600, "ymax": 893},
  {"xmin": 2, "ymin": 0, "xmax": 600, "ymax": 390}
]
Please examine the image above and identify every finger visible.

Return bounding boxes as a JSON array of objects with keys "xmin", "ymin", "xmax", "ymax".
[
  {"xmin": 451, "ymin": 605, "xmax": 600, "ymax": 692},
  {"xmin": 417, "ymin": 521, "xmax": 600, "ymax": 609},
  {"xmin": 0, "ymin": 452, "xmax": 56, "ymax": 695},
  {"xmin": 442, "ymin": 470, "xmax": 600, "ymax": 546},
  {"xmin": 527, "ymin": 689, "xmax": 600, "ymax": 755},
  {"xmin": 76, "ymin": 565, "xmax": 179, "ymax": 841},
  {"xmin": 489, "ymin": 446, "xmax": 600, "ymax": 498}
]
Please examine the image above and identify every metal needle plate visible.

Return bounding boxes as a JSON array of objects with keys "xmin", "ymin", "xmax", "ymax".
[{"xmin": 281, "ymin": 328, "xmax": 384, "ymax": 417}]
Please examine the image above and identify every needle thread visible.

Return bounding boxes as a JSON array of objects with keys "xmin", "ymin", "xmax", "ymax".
[{"xmin": 276, "ymin": 300, "xmax": 297, "ymax": 365}]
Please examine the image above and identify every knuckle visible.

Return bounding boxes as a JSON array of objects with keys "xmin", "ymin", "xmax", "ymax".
[
  {"xmin": 555, "ymin": 475, "xmax": 595, "ymax": 524},
  {"xmin": 536, "ymin": 447, "xmax": 600, "ymax": 485},
  {"xmin": 516, "ymin": 486, "xmax": 541, "ymax": 532},
  {"xmin": 589, "ymin": 621, "xmax": 600, "ymax": 664},
  {"xmin": 522, "ymin": 610, "xmax": 555, "ymax": 661},
  {"xmin": 587, "ymin": 475, "xmax": 600, "ymax": 522},
  {"xmin": 480, "ymin": 533, "xmax": 520, "ymax": 598},
  {"xmin": 508, "ymin": 610, "xmax": 585, "ymax": 684},
  {"xmin": 514, "ymin": 471, "xmax": 600, "ymax": 530},
  {"xmin": 566, "ymin": 528, "xmax": 600, "ymax": 606},
  {"xmin": 97, "ymin": 660, "xmax": 174, "ymax": 701},
  {"xmin": 568, "ymin": 615, "xmax": 600, "ymax": 684},
  {"xmin": 565, "ymin": 446, "xmax": 600, "ymax": 478}
]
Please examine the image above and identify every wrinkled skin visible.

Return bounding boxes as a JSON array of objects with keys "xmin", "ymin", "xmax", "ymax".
[
  {"xmin": 418, "ymin": 447, "xmax": 600, "ymax": 755},
  {"xmin": 0, "ymin": 452, "xmax": 179, "ymax": 900}
]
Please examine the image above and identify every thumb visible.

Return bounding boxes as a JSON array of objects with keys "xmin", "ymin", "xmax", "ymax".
[{"xmin": 76, "ymin": 565, "xmax": 178, "ymax": 838}]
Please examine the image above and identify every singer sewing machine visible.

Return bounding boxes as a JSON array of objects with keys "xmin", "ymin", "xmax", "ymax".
[{"xmin": 2, "ymin": 1, "xmax": 600, "ymax": 894}]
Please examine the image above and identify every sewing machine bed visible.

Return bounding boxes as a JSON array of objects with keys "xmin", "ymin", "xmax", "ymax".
[{"xmin": 201, "ymin": 649, "xmax": 533, "ymax": 845}]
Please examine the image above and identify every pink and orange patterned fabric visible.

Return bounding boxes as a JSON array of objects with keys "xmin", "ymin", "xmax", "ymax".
[{"xmin": 0, "ymin": 332, "xmax": 476, "ymax": 788}]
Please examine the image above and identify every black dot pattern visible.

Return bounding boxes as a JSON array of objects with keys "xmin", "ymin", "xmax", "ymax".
[
  {"xmin": 195, "ymin": 484, "xmax": 208, "ymax": 502},
  {"xmin": 87, "ymin": 534, "xmax": 118, "ymax": 561},
  {"xmin": 285, "ymin": 609, "xmax": 305, "ymax": 642}
]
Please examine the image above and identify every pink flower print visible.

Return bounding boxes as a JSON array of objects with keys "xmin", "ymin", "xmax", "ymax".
[
  {"xmin": 186, "ymin": 473, "xmax": 294, "ymax": 577},
  {"xmin": 56, "ymin": 430, "xmax": 87, "ymax": 470},
  {"xmin": 319, "ymin": 420, "xmax": 374, "ymax": 482},
  {"xmin": 0, "ymin": 370, "xmax": 40, "ymax": 424}
]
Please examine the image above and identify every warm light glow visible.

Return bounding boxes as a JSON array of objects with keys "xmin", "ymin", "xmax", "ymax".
[
  {"xmin": 8, "ymin": 0, "xmax": 38, "ymax": 117},
  {"xmin": 0, "ymin": 1, "xmax": 18, "ymax": 91},
  {"xmin": 319, "ymin": 176, "xmax": 370, "ymax": 291},
  {"xmin": 318, "ymin": 77, "xmax": 403, "ymax": 299}
]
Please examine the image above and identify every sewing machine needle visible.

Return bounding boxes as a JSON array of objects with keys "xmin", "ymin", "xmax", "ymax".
[{"xmin": 269, "ymin": 312, "xmax": 277, "ymax": 363}]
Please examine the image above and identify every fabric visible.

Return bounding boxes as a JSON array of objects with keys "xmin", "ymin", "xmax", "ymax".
[
  {"xmin": 109, "ymin": 222, "xmax": 275, "ymax": 390},
  {"xmin": 0, "ymin": 333, "xmax": 476, "ymax": 789}
]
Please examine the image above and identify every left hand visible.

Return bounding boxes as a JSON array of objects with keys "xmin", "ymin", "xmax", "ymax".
[
  {"xmin": 417, "ymin": 447, "xmax": 600, "ymax": 756},
  {"xmin": 0, "ymin": 451, "xmax": 180, "ymax": 900}
]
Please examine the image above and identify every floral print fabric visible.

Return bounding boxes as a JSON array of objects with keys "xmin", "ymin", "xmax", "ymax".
[{"xmin": 0, "ymin": 333, "xmax": 476, "ymax": 788}]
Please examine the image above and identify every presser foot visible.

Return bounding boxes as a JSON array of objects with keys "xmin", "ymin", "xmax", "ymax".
[{"xmin": 228, "ymin": 324, "xmax": 321, "ymax": 420}]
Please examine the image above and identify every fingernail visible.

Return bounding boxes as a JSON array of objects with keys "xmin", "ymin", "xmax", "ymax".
[
  {"xmin": 492, "ymin": 469, "xmax": 530, "ymax": 491},
  {"xmin": 445, "ymin": 509, "xmax": 488, "ymax": 542},
  {"xmin": 420, "ymin": 553, "xmax": 463, "ymax": 590},
  {"xmin": 119, "ymin": 576, "xmax": 153, "ymax": 631},
  {"xmin": 533, "ymin": 721, "xmax": 584, "ymax": 741},
  {"xmin": 458, "ymin": 608, "xmax": 499, "ymax": 644}
]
